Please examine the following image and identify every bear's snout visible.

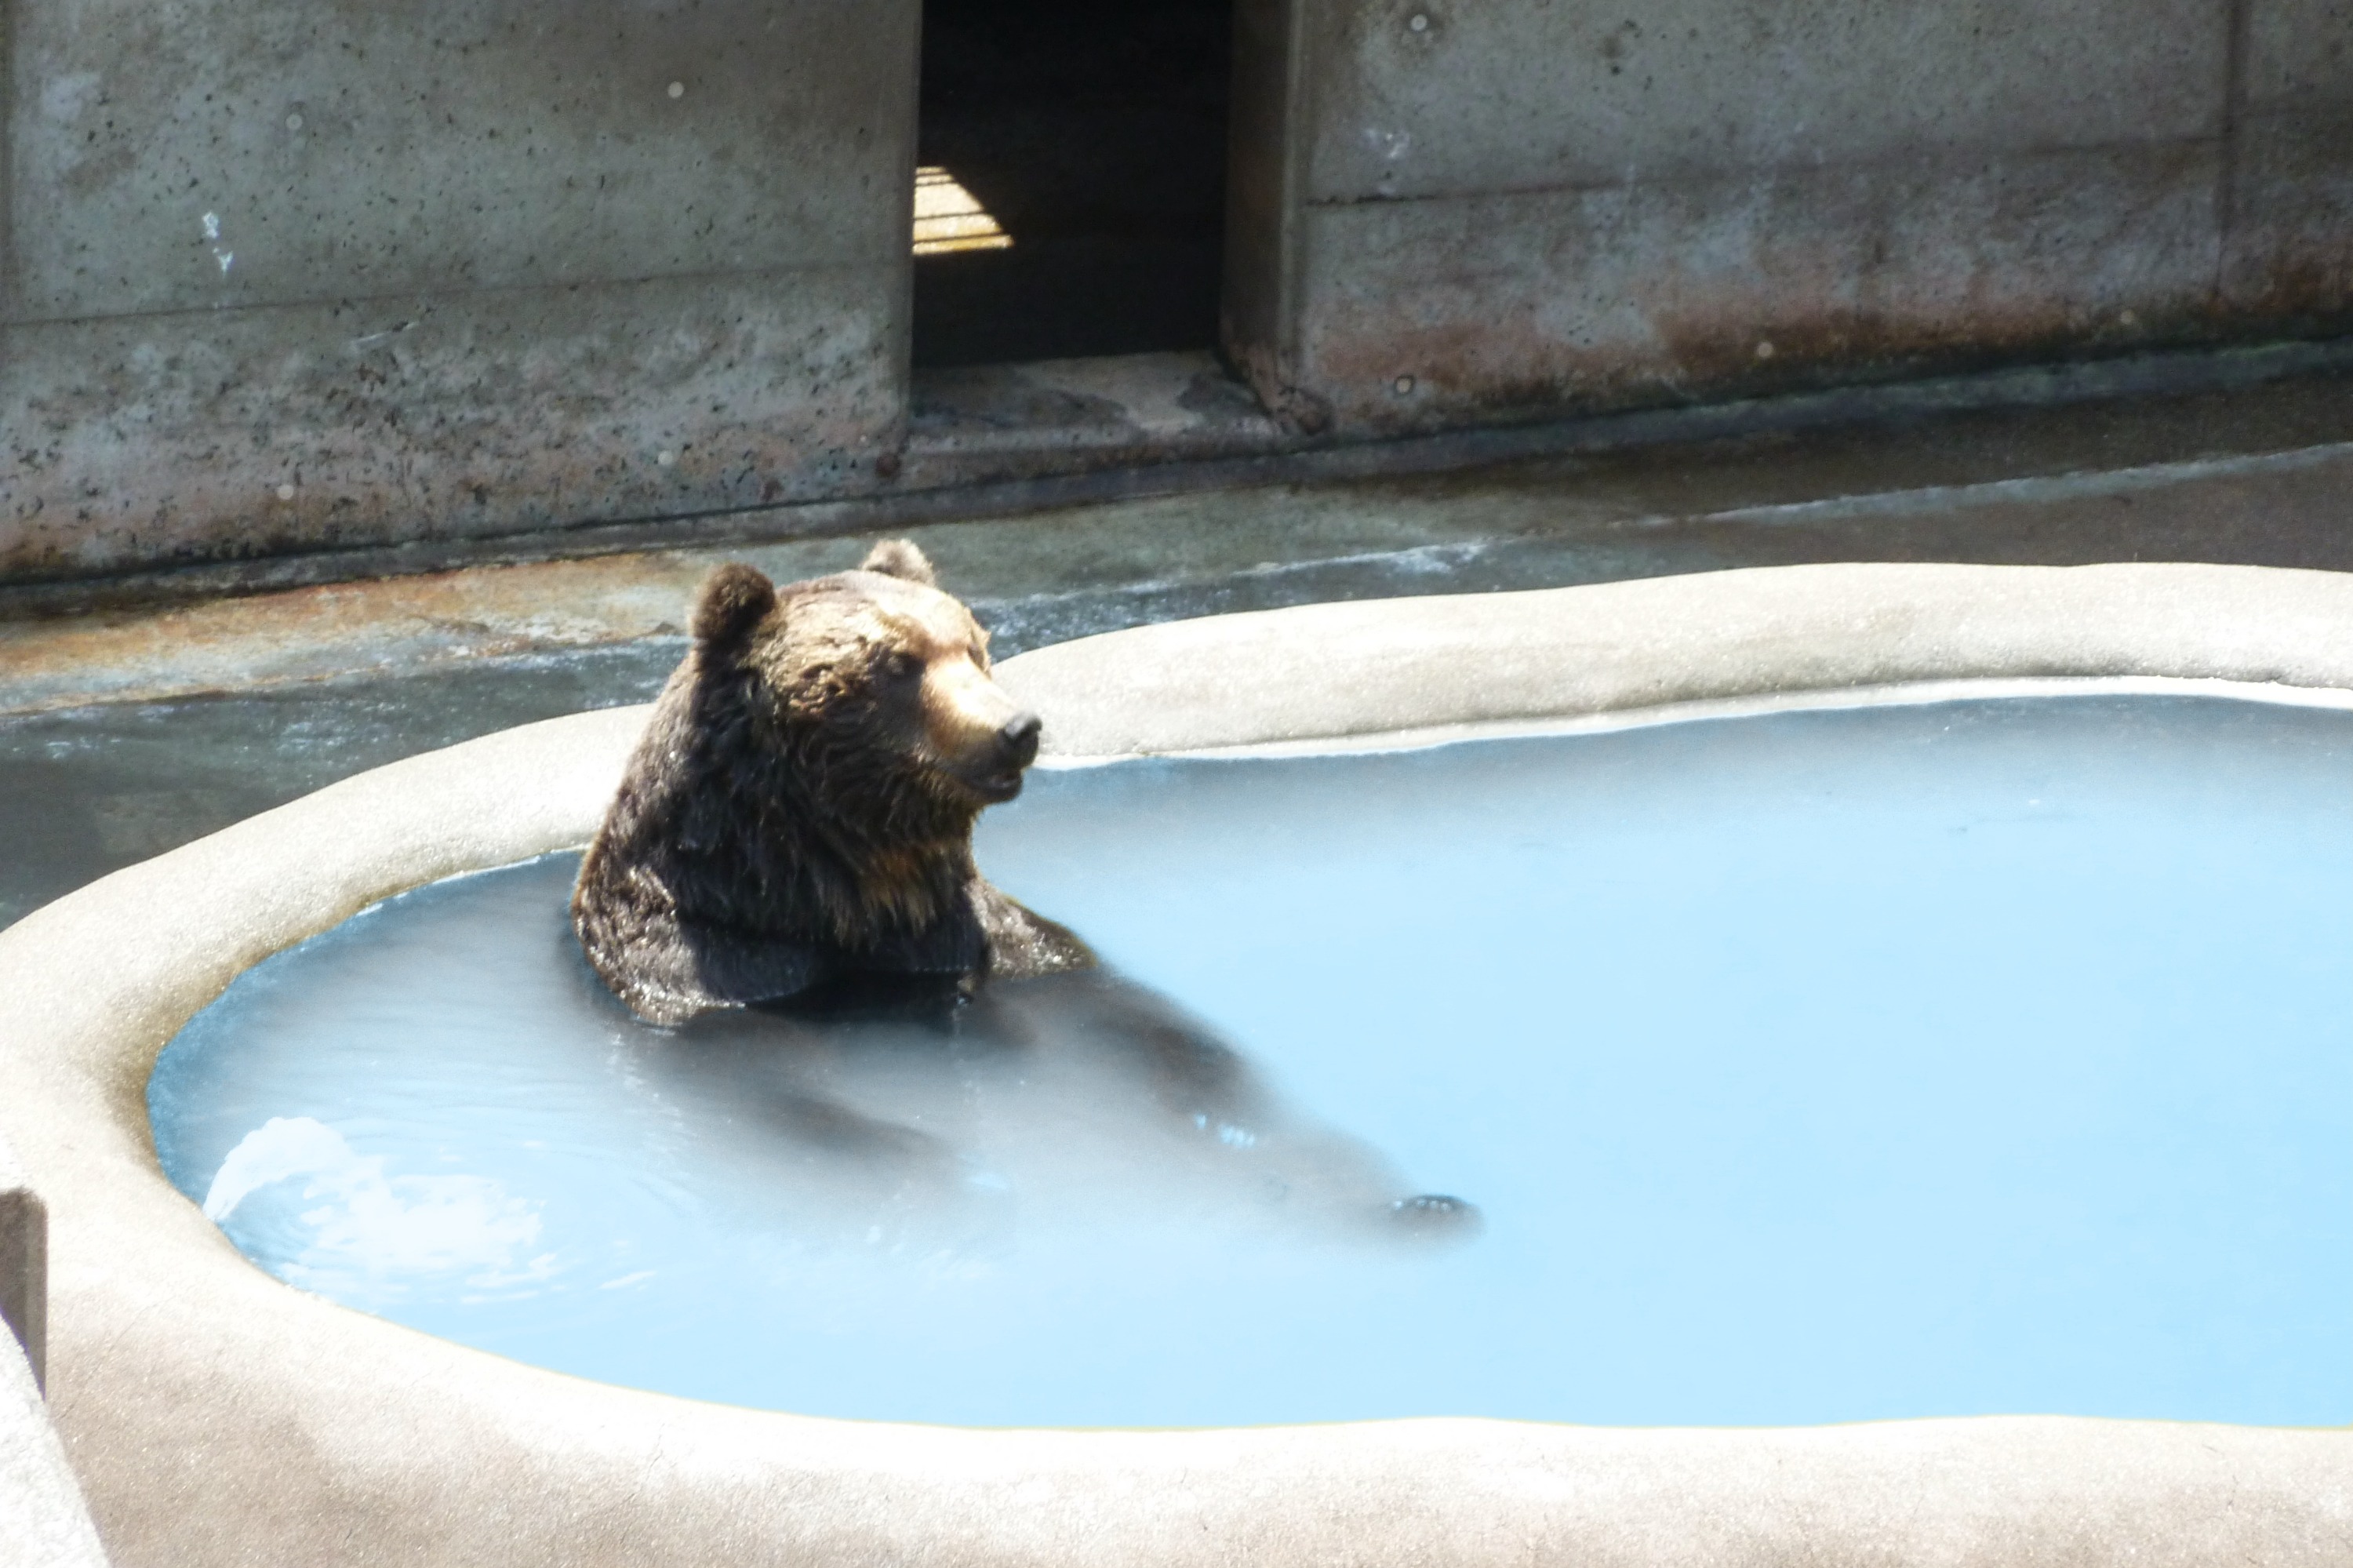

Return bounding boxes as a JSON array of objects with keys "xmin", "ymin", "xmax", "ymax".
[
  {"xmin": 998, "ymin": 711, "xmax": 1042, "ymax": 768},
  {"xmin": 951, "ymin": 708, "xmax": 1039, "ymax": 804},
  {"xmin": 922, "ymin": 657, "xmax": 1041, "ymax": 804}
]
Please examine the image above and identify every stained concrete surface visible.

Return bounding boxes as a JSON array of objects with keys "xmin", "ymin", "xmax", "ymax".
[
  {"xmin": 904, "ymin": 352, "xmax": 1287, "ymax": 492},
  {"xmin": 11, "ymin": 0, "xmax": 2351, "ymax": 581},
  {"xmin": 1223, "ymin": 0, "xmax": 2353, "ymax": 433},
  {"xmin": 10, "ymin": 337, "xmax": 2333, "ymax": 617},
  {"xmin": 2, "ymin": 365, "xmax": 2351, "ymax": 932},
  {"xmin": 1307, "ymin": 0, "xmax": 2225, "ymax": 199},
  {"xmin": 14, "ymin": 0, "xmax": 908, "ymax": 317},
  {"xmin": 3, "ymin": 0, "xmax": 920, "ymax": 581},
  {"xmin": 2, "ymin": 272, "xmax": 905, "ymax": 577}
]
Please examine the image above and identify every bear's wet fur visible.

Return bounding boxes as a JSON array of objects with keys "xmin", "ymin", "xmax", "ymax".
[
  {"xmin": 573, "ymin": 542, "xmax": 1481, "ymax": 1239},
  {"xmin": 573, "ymin": 540, "xmax": 1093, "ymax": 1026}
]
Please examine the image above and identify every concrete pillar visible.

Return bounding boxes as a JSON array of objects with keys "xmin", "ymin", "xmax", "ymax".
[
  {"xmin": 2, "ymin": 0, "xmax": 921, "ymax": 583},
  {"xmin": 1224, "ymin": 0, "xmax": 2353, "ymax": 438}
]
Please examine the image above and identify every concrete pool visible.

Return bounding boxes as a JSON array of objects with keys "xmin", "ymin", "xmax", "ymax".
[
  {"xmin": 151, "ymin": 694, "xmax": 2353, "ymax": 1432},
  {"xmin": 4, "ymin": 562, "xmax": 2351, "ymax": 1564}
]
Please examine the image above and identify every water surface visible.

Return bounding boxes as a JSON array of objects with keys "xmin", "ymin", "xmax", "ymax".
[{"xmin": 151, "ymin": 695, "xmax": 2353, "ymax": 1427}]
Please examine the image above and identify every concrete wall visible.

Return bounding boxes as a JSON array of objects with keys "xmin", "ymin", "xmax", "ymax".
[
  {"xmin": 2, "ymin": 0, "xmax": 919, "ymax": 580},
  {"xmin": 1223, "ymin": 0, "xmax": 2353, "ymax": 436},
  {"xmin": 5, "ymin": 1, "xmax": 2349, "ymax": 579}
]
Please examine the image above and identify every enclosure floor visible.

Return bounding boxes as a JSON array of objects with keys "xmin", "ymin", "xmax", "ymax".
[{"xmin": 2, "ymin": 362, "xmax": 2351, "ymax": 930}]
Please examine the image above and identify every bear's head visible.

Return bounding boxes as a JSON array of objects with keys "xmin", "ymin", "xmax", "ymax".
[{"xmin": 686, "ymin": 541, "xmax": 1042, "ymax": 839}]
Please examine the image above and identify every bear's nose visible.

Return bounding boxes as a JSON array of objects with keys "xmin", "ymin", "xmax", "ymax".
[{"xmin": 998, "ymin": 711, "xmax": 1042, "ymax": 767}]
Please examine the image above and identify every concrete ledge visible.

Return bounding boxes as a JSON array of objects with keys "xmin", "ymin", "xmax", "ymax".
[
  {"xmin": 0, "ymin": 563, "xmax": 2348, "ymax": 1566},
  {"xmin": 0, "ymin": 1333, "xmax": 107, "ymax": 1568},
  {"xmin": 0, "ymin": 1132, "xmax": 105, "ymax": 1568},
  {"xmin": 998, "ymin": 560, "xmax": 2353, "ymax": 759},
  {"xmin": 0, "ymin": 1134, "xmax": 42, "ymax": 1394}
]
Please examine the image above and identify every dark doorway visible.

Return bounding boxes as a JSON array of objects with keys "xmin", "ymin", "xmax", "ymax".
[{"xmin": 912, "ymin": 0, "xmax": 1233, "ymax": 369}]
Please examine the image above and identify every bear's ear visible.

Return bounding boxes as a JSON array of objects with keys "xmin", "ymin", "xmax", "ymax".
[
  {"xmin": 690, "ymin": 563, "xmax": 777, "ymax": 649},
  {"xmin": 858, "ymin": 539, "xmax": 937, "ymax": 588}
]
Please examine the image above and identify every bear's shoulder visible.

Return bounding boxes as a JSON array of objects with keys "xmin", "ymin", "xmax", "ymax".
[{"xmin": 971, "ymin": 880, "xmax": 1096, "ymax": 979}]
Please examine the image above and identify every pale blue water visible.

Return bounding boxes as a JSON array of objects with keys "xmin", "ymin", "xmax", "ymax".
[{"xmin": 150, "ymin": 695, "xmax": 2353, "ymax": 1428}]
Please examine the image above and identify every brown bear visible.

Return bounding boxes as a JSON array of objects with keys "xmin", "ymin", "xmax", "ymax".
[
  {"xmin": 573, "ymin": 541, "xmax": 1477, "ymax": 1239},
  {"xmin": 573, "ymin": 540, "xmax": 1093, "ymax": 1026}
]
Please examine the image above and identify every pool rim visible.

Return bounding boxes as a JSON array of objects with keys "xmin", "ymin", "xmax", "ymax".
[{"xmin": 3, "ymin": 561, "xmax": 2349, "ymax": 1566}]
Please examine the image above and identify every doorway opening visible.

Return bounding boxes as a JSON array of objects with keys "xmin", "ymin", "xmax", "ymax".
[{"xmin": 912, "ymin": 0, "xmax": 1234, "ymax": 369}]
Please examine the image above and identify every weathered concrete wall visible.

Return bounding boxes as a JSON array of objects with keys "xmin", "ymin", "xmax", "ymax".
[
  {"xmin": 8, "ymin": 0, "xmax": 2348, "ymax": 580},
  {"xmin": 1224, "ymin": 0, "xmax": 2353, "ymax": 435},
  {"xmin": 2, "ymin": 0, "xmax": 918, "ymax": 580},
  {"xmin": 2230, "ymin": 0, "xmax": 2353, "ymax": 318}
]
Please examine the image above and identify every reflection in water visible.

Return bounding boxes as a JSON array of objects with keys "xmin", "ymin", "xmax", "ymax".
[
  {"xmin": 195, "ymin": 939, "xmax": 1465, "ymax": 1310},
  {"xmin": 665, "ymin": 967, "xmax": 1474, "ymax": 1246},
  {"xmin": 152, "ymin": 851, "xmax": 1482, "ymax": 1425}
]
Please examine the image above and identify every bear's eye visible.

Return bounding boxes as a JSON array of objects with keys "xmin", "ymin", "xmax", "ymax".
[{"xmin": 884, "ymin": 650, "xmax": 923, "ymax": 681}]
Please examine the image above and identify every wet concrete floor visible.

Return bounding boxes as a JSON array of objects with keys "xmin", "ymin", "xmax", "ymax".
[{"xmin": 3, "ymin": 363, "xmax": 2351, "ymax": 931}]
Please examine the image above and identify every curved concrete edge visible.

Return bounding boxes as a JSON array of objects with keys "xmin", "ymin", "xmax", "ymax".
[
  {"xmin": 1040, "ymin": 674, "xmax": 2353, "ymax": 763},
  {"xmin": 998, "ymin": 561, "xmax": 2353, "ymax": 759},
  {"xmin": 1, "ymin": 1133, "xmax": 108, "ymax": 1568},
  {"xmin": 1, "ymin": 1130, "xmax": 45, "ymax": 1392},
  {"xmin": 0, "ymin": 563, "xmax": 2347, "ymax": 1566},
  {"xmin": 0, "ymin": 1330, "xmax": 107, "ymax": 1568}
]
